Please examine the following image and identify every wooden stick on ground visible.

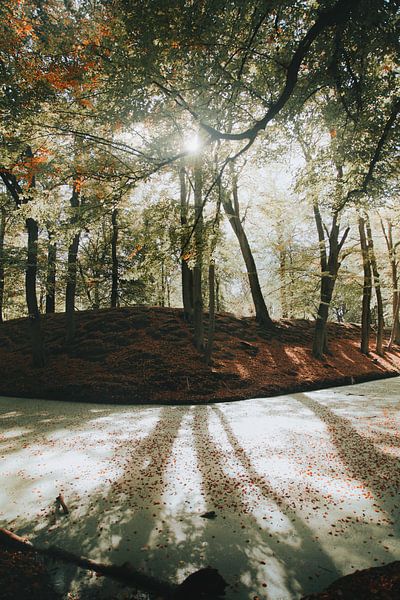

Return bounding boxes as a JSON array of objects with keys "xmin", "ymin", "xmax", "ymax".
[
  {"xmin": 0, "ymin": 527, "xmax": 174, "ymax": 598},
  {"xmin": 55, "ymin": 493, "xmax": 69, "ymax": 514},
  {"xmin": 0, "ymin": 527, "xmax": 227, "ymax": 599}
]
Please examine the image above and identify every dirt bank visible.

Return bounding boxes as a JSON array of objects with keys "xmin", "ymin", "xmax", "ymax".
[{"xmin": 0, "ymin": 307, "xmax": 399, "ymax": 404}]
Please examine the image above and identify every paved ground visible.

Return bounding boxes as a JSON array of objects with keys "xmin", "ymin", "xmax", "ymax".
[{"xmin": 1, "ymin": 378, "xmax": 399, "ymax": 599}]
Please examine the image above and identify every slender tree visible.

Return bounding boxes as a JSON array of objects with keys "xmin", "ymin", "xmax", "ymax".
[
  {"xmin": 312, "ymin": 196, "xmax": 349, "ymax": 358},
  {"xmin": 179, "ymin": 165, "xmax": 193, "ymax": 320},
  {"xmin": 221, "ymin": 169, "xmax": 274, "ymax": 329},
  {"xmin": 45, "ymin": 229, "xmax": 56, "ymax": 314},
  {"xmin": 110, "ymin": 207, "xmax": 119, "ymax": 308},
  {"xmin": 365, "ymin": 215, "xmax": 384, "ymax": 355},
  {"xmin": 358, "ymin": 215, "xmax": 372, "ymax": 355},
  {"xmin": 65, "ymin": 179, "xmax": 81, "ymax": 344},
  {"xmin": 193, "ymin": 154, "xmax": 204, "ymax": 351},
  {"xmin": 0, "ymin": 150, "xmax": 46, "ymax": 367},
  {"xmin": 381, "ymin": 218, "xmax": 400, "ymax": 347}
]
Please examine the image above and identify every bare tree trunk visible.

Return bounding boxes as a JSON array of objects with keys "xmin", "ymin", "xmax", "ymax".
[
  {"xmin": 0, "ymin": 208, "xmax": 5, "ymax": 323},
  {"xmin": 179, "ymin": 166, "xmax": 193, "ymax": 320},
  {"xmin": 365, "ymin": 215, "xmax": 384, "ymax": 355},
  {"xmin": 278, "ymin": 229, "xmax": 288, "ymax": 318},
  {"xmin": 222, "ymin": 174, "xmax": 273, "ymax": 329},
  {"xmin": 312, "ymin": 197, "xmax": 349, "ymax": 359},
  {"xmin": 26, "ymin": 217, "xmax": 46, "ymax": 367},
  {"xmin": 65, "ymin": 182, "xmax": 81, "ymax": 345},
  {"xmin": 110, "ymin": 207, "xmax": 119, "ymax": 308},
  {"xmin": 160, "ymin": 259, "xmax": 165, "ymax": 307},
  {"xmin": 358, "ymin": 215, "xmax": 372, "ymax": 355},
  {"xmin": 389, "ymin": 293, "xmax": 400, "ymax": 350},
  {"xmin": 205, "ymin": 262, "xmax": 215, "ymax": 365},
  {"xmin": 193, "ymin": 156, "xmax": 204, "ymax": 351},
  {"xmin": 45, "ymin": 231, "xmax": 56, "ymax": 314},
  {"xmin": 381, "ymin": 218, "xmax": 400, "ymax": 345},
  {"xmin": 215, "ymin": 275, "xmax": 221, "ymax": 312},
  {"xmin": 167, "ymin": 277, "xmax": 171, "ymax": 307}
]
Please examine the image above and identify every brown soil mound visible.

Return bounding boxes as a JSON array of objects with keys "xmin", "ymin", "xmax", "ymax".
[{"xmin": 0, "ymin": 307, "xmax": 399, "ymax": 404}]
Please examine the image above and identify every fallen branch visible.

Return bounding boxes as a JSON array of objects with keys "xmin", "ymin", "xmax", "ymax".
[
  {"xmin": 0, "ymin": 528, "xmax": 227, "ymax": 599},
  {"xmin": 0, "ymin": 527, "xmax": 173, "ymax": 597}
]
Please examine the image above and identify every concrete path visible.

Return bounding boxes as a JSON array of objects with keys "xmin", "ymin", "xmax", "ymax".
[{"xmin": 1, "ymin": 378, "xmax": 399, "ymax": 599}]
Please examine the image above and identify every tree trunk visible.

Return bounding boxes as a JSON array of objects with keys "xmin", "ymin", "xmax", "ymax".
[
  {"xmin": 26, "ymin": 217, "xmax": 46, "ymax": 367},
  {"xmin": 65, "ymin": 183, "xmax": 81, "ymax": 345},
  {"xmin": 160, "ymin": 259, "xmax": 165, "ymax": 307},
  {"xmin": 215, "ymin": 275, "xmax": 221, "ymax": 312},
  {"xmin": 45, "ymin": 231, "xmax": 56, "ymax": 314},
  {"xmin": 365, "ymin": 215, "xmax": 384, "ymax": 355},
  {"xmin": 278, "ymin": 230, "xmax": 288, "ymax": 318},
  {"xmin": 381, "ymin": 219, "xmax": 400, "ymax": 345},
  {"xmin": 222, "ymin": 174, "xmax": 273, "ymax": 329},
  {"xmin": 193, "ymin": 156, "xmax": 204, "ymax": 351},
  {"xmin": 389, "ymin": 293, "xmax": 400, "ymax": 350},
  {"xmin": 110, "ymin": 207, "xmax": 119, "ymax": 308},
  {"xmin": 0, "ymin": 208, "xmax": 5, "ymax": 323},
  {"xmin": 0, "ymin": 149, "xmax": 46, "ymax": 365},
  {"xmin": 358, "ymin": 216, "xmax": 372, "ymax": 355},
  {"xmin": 179, "ymin": 166, "xmax": 193, "ymax": 320},
  {"xmin": 312, "ymin": 197, "xmax": 349, "ymax": 359},
  {"xmin": 205, "ymin": 262, "xmax": 215, "ymax": 365}
]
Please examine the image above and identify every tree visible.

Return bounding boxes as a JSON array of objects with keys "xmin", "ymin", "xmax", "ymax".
[
  {"xmin": 193, "ymin": 153, "xmax": 204, "ymax": 351},
  {"xmin": 365, "ymin": 214, "xmax": 384, "ymax": 355},
  {"xmin": 179, "ymin": 165, "xmax": 193, "ymax": 320},
  {"xmin": 1, "ymin": 148, "xmax": 46, "ymax": 367},
  {"xmin": 221, "ymin": 166, "xmax": 273, "ymax": 329},
  {"xmin": 381, "ymin": 217, "xmax": 400, "ymax": 347},
  {"xmin": 358, "ymin": 215, "xmax": 372, "ymax": 354}
]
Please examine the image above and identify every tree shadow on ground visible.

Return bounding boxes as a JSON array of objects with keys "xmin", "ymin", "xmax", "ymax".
[
  {"xmin": 2, "ymin": 403, "xmax": 184, "ymax": 598},
  {"xmin": 2, "ymin": 391, "xmax": 399, "ymax": 599},
  {"xmin": 294, "ymin": 392, "xmax": 400, "ymax": 537},
  {"xmin": 188, "ymin": 405, "xmax": 340, "ymax": 599}
]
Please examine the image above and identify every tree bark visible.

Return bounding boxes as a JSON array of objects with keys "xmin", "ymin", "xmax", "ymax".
[
  {"xmin": 0, "ymin": 208, "xmax": 6, "ymax": 323},
  {"xmin": 45, "ymin": 231, "xmax": 56, "ymax": 314},
  {"xmin": 179, "ymin": 166, "xmax": 193, "ymax": 320},
  {"xmin": 312, "ymin": 199, "xmax": 349, "ymax": 359},
  {"xmin": 205, "ymin": 262, "xmax": 215, "ymax": 365},
  {"xmin": 215, "ymin": 275, "xmax": 221, "ymax": 312},
  {"xmin": 358, "ymin": 215, "xmax": 372, "ymax": 355},
  {"xmin": 278, "ymin": 229, "xmax": 289, "ymax": 318},
  {"xmin": 193, "ymin": 156, "xmax": 204, "ymax": 351},
  {"xmin": 222, "ymin": 173, "xmax": 274, "ymax": 329},
  {"xmin": 65, "ymin": 182, "xmax": 81, "ymax": 345},
  {"xmin": 26, "ymin": 217, "xmax": 46, "ymax": 367},
  {"xmin": 381, "ymin": 218, "xmax": 400, "ymax": 346},
  {"xmin": 110, "ymin": 207, "xmax": 119, "ymax": 308},
  {"xmin": 365, "ymin": 215, "xmax": 384, "ymax": 355},
  {"xmin": 160, "ymin": 259, "xmax": 165, "ymax": 307}
]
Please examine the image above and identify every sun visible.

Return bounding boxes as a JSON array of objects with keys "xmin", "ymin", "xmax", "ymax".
[{"xmin": 183, "ymin": 132, "xmax": 201, "ymax": 154}]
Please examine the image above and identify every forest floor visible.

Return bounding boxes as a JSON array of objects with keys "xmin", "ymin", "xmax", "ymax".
[
  {"xmin": 1, "ymin": 307, "xmax": 400, "ymax": 599},
  {"xmin": 0, "ymin": 306, "xmax": 399, "ymax": 404},
  {"xmin": 1, "ymin": 378, "xmax": 400, "ymax": 599}
]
